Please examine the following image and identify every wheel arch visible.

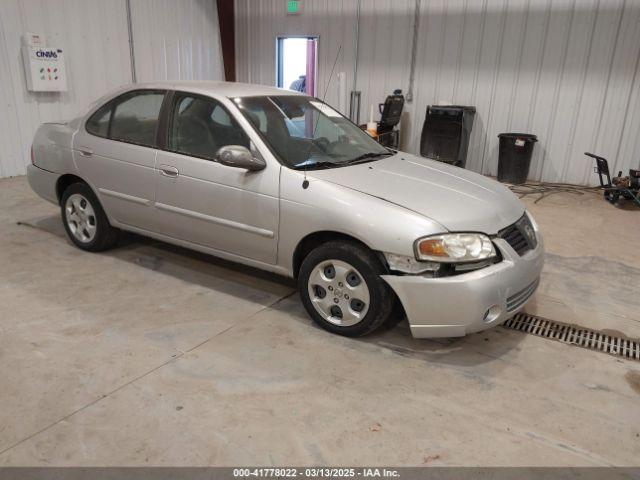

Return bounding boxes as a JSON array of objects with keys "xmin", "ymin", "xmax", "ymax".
[
  {"xmin": 56, "ymin": 174, "xmax": 88, "ymax": 204},
  {"xmin": 292, "ymin": 230, "xmax": 386, "ymax": 279}
]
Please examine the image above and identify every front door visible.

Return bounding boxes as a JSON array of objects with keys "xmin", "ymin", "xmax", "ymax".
[{"xmin": 154, "ymin": 92, "xmax": 279, "ymax": 264}]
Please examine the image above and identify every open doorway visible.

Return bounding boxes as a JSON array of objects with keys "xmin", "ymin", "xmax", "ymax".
[{"xmin": 276, "ymin": 36, "xmax": 318, "ymax": 96}]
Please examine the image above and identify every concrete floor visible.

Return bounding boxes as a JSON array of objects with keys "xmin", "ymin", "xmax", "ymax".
[{"xmin": 0, "ymin": 175, "xmax": 639, "ymax": 466}]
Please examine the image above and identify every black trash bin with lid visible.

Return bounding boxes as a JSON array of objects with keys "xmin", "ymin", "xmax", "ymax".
[{"xmin": 497, "ymin": 133, "xmax": 538, "ymax": 184}]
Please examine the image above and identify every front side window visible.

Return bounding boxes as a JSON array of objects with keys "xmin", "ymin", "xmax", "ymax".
[
  {"xmin": 211, "ymin": 105, "xmax": 232, "ymax": 126},
  {"xmin": 109, "ymin": 91, "xmax": 165, "ymax": 147},
  {"xmin": 236, "ymin": 95, "xmax": 390, "ymax": 169},
  {"xmin": 168, "ymin": 93, "xmax": 250, "ymax": 160}
]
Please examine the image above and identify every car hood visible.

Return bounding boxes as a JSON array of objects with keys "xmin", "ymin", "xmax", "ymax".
[{"xmin": 308, "ymin": 153, "xmax": 525, "ymax": 234}]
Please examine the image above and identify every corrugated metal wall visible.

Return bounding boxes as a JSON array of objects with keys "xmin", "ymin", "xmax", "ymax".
[
  {"xmin": 0, "ymin": 0, "xmax": 131, "ymax": 178},
  {"xmin": 0, "ymin": 0, "xmax": 223, "ymax": 179},
  {"xmin": 235, "ymin": 0, "xmax": 640, "ymax": 185},
  {"xmin": 129, "ymin": 0, "xmax": 223, "ymax": 82}
]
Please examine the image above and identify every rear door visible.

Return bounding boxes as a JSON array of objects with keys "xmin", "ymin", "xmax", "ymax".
[
  {"xmin": 154, "ymin": 91, "xmax": 280, "ymax": 264},
  {"xmin": 73, "ymin": 89, "xmax": 166, "ymax": 231}
]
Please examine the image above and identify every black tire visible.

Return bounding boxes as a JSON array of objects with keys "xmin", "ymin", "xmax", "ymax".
[
  {"xmin": 298, "ymin": 241, "xmax": 396, "ymax": 337},
  {"xmin": 60, "ymin": 182, "xmax": 119, "ymax": 252}
]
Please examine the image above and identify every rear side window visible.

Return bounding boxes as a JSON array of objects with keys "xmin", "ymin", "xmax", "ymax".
[
  {"xmin": 86, "ymin": 103, "xmax": 112, "ymax": 137},
  {"xmin": 86, "ymin": 90, "xmax": 165, "ymax": 147},
  {"xmin": 110, "ymin": 92, "xmax": 165, "ymax": 147}
]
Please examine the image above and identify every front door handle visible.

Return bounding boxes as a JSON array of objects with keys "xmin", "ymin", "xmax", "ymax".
[
  {"xmin": 160, "ymin": 165, "xmax": 179, "ymax": 178},
  {"xmin": 78, "ymin": 147, "xmax": 93, "ymax": 157}
]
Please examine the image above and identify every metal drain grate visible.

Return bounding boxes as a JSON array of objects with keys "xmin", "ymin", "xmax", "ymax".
[{"xmin": 503, "ymin": 313, "xmax": 640, "ymax": 361}]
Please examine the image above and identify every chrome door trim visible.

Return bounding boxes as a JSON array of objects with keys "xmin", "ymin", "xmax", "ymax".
[
  {"xmin": 98, "ymin": 187, "xmax": 151, "ymax": 206},
  {"xmin": 155, "ymin": 202, "xmax": 275, "ymax": 238}
]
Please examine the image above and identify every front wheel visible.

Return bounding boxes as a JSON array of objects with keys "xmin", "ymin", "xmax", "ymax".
[{"xmin": 298, "ymin": 241, "xmax": 396, "ymax": 337}]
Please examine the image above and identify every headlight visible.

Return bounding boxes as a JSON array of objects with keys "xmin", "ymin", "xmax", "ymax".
[
  {"xmin": 523, "ymin": 211, "xmax": 539, "ymax": 247},
  {"xmin": 415, "ymin": 233, "xmax": 496, "ymax": 263}
]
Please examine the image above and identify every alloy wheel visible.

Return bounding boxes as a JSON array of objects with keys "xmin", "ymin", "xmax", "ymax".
[
  {"xmin": 65, "ymin": 193, "xmax": 97, "ymax": 243},
  {"xmin": 307, "ymin": 259, "xmax": 370, "ymax": 326}
]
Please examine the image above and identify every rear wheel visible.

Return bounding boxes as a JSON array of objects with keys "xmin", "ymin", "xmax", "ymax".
[
  {"xmin": 60, "ymin": 183, "xmax": 119, "ymax": 252},
  {"xmin": 298, "ymin": 241, "xmax": 395, "ymax": 337}
]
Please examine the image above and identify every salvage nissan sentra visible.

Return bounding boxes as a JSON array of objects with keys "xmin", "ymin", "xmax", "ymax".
[{"xmin": 28, "ymin": 81, "xmax": 544, "ymax": 338}]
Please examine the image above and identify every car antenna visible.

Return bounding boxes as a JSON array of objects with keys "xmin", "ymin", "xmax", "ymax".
[{"xmin": 302, "ymin": 44, "xmax": 342, "ymax": 190}]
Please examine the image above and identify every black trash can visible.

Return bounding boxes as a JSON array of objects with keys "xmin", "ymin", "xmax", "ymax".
[{"xmin": 497, "ymin": 133, "xmax": 538, "ymax": 184}]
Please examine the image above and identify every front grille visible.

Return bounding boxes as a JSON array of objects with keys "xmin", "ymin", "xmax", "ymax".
[
  {"xmin": 497, "ymin": 214, "xmax": 537, "ymax": 255},
  {"xmin": 506, "ymin": 278, "xmax": 539, "ymax": 312}
]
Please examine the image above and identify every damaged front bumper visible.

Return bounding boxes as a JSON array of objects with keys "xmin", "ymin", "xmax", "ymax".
[{"xmin": 381, "ymin": 236, "xmax": 544, "ymax": 338}]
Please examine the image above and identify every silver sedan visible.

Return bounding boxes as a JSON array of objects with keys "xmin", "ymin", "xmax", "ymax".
[{"xmin": 28, "ymin": 81, "xmax": 544, "ymax": 338}]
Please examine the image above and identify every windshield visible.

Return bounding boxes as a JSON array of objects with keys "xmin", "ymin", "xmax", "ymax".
[{"xmin": 234, "ymin": 95, "xmax": 392, "ymax": 169}]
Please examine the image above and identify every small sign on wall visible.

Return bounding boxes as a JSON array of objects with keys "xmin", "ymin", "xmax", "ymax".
[
  {"xmin": 287, "ymin": 0, "xmax": 301, "ymax": 15},
  {"xmin": 21, "ymin": 33, "xmax": 67, "ymax": 92}
]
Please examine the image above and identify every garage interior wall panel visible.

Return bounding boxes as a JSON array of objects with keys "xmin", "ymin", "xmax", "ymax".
[
  {"xmin": 129, "ymin": 0, "xmax": 224, "ymax": 83},
  {"xmin": 0, "ymin": 0, "xmax": 132, "ymax": 179},
  {"xmin": 235, "ymin": 0, "xmax": 640, "ymax": 185},
  {"xmin": 0, "ymin": 0, "xmax": 223, "ymax": 179},
  {"xmin": 236, "ymin": 0, "xmax": 361, "ymax": 115}
]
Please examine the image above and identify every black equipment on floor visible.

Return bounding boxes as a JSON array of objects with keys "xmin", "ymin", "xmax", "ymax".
[
  {"xmin": 376, "ymin": 89, "xmax": 404, "ymax": 148},
  {"xmin": 586, "ymin": 152, "xmax": 640, "ymax": 207},
  {"xmin": 497, "ymin": 133, "xmax": 538, "ymax": 184},
  {"xmin": 420, "ymin": 105, "xmax": 476, "ymax": 168}
]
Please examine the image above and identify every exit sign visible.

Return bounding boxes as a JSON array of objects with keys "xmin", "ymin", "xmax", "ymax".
[{"xmin": 287, "ymin": 0, "xmax": 301, "ymax": 14}]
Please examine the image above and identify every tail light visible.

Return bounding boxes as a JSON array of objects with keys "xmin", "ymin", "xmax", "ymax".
[{"xmin": 30, "ymin": 146, "xmax": 35, "ymax": 165}]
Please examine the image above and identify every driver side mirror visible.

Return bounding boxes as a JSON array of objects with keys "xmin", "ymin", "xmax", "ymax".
[{"xmin": 215, "ymin": 145, "xmax": 266, "ymax": 171}]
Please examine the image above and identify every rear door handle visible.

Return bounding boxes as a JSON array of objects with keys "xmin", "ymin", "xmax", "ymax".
[
  {"xmin": 159, "ymin": 165, "xmax": 179, "ymax": 178},
  {"xmin": 78, "ymin": 147, "xmax": 93, "ymax": 157}
]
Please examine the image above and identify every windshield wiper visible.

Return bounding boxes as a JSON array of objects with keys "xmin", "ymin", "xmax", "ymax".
[
  {"xmin": 292, "ymin": 151, "xmax": 393, "ymax": 170},
  {"xmin": 345, "ymin": 151, "xmax": 394, "ymax": 165},
  {"xmin": 292, "ymin": 160, "xmax": 341, "ymax": 170}
]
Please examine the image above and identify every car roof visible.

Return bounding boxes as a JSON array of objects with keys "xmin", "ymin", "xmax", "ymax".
[{"xmin": 125, "ymin": 80, "xmax": 305, "ymax": 99}]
